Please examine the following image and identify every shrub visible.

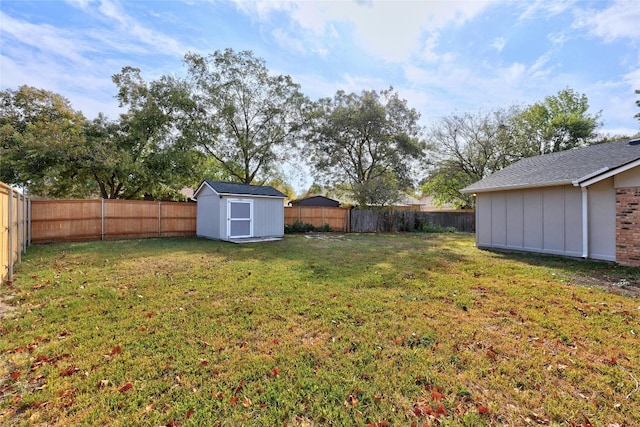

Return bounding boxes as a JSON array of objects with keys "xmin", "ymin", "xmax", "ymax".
[{"xmin": 284, "ymin": 221, "xmax": 332, "ymax": 233}]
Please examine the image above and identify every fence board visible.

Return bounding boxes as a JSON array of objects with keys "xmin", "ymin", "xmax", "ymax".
[
  {"xmin": 1, "ymin": 182, "xmax": 30, "ymax": 283},
  {"xmin": 31, "ymin": 199, "xmax": 196, "ymax": 243},
  {"xmin": 350, "ymin": 209, "xmax": 475, "ymax": 233},
  {"xmin": 284, "ymin": 206, "xmax": 350, "ymax": 231}
]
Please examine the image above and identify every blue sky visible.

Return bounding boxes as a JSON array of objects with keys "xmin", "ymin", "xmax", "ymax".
[{"xmin": 2, "ymin": 1, "xmax": 639, "ymax": 182}]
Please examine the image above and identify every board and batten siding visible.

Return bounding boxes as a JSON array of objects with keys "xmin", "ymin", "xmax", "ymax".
[
  {"xmin": 196, "ymin": 184, "xmax": 284, "ymax": 240},
  {"xmin": 216, "ymin": 196, "xmax": 283, "ymax": 239},
  {"xmin": 196, "ymin": 185, "xmax": 222, "ymax": 239},
  {"xmin": 476, "ymin": 185, "xmax": 587, "ymax": 258},
  {"xmin": 588, "ymin": 178, "xmax": 616, "ymax": 261}
]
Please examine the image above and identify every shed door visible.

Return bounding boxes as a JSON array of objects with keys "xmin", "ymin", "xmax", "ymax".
[{"xmin": 227, "ymin": 199, "xmax": 253, "ymax": 238}]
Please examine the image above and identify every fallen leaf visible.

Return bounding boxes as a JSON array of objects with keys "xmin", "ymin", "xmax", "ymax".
[
  {"xmin": 271, "ymin": 367, "xmax": 280, "ymax": 376},
  {"xmin": 9, "ymin": 371, "xmax": 21, "ymax": 380},
  {"xmin": 118, "ymin": 383, "xmax": 133, "ymax": 393},
  {"xmin": 431, "ymin": 388, "xmax": 445, "ymax": 401},
  {"xmin": 185, "ymin": 407, "xmax": 195, "ymax": 419},
  {"xmin": 110, "ymin": 346, "xmax": 122, "ymax": 356},
  {"xmin": 345, "ymin": 394, "xmax": 359, "ymax": 407},
  {"xmin": 242, "ymin": 397, "xmax": 252, "ymax": 407},
  {"xmin": 478, "ymin": 405, "xmax": 490, "ymax": 414},
  {"xmin": 230, "ymin": 396, "xmax": 239, "ymax": 406},
  {"xmin": 60, "ymin": 366, "xmax": 78, "ymax": 377}
]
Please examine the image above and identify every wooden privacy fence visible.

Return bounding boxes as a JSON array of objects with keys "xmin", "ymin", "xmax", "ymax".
[
  {"xmin": 284, "ymin": 206, "xmax": 351, "ymax": 232},
  {"xmin": 1, "ymin": 182, "xmax": 30, "ymax": 283},
  {"xmin": 284, "ymin": 206, "xmax": 474, "ymax": 233},
  {"xmin": 350, "ymin": 209, "xmax": 475, "ymax": 233},
  {"xmin": 31, "ymin": 199, "xmax": 196, "ymax": 243}
]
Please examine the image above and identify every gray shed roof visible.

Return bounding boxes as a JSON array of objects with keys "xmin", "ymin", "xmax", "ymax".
[
  {"xmin": 461, "ymin": 138, "xmax": 640, "ymax": 194},
  {"xmin": 195, "ymin": 180, "xmax": 286, "ymax": 198}
]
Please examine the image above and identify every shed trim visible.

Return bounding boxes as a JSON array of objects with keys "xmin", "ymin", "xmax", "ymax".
[{"xmin": 193, "ymin": 181, "xmax": 286, "ymax": 200}]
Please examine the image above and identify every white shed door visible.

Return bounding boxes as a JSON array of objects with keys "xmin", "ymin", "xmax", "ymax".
[{"xmin": 227, "ymin": 199, "xmax": 253, "ymax": 238}]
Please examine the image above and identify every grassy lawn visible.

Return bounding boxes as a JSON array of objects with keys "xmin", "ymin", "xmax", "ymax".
[{"xmin": 1, "ymin": 233, "xmax": 639, "ymax": 426}]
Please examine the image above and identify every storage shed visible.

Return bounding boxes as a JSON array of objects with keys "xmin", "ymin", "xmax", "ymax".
[
  {"xmin": 461, "ymin": 138, "xmax": 640, "ymax": 266},
  {"xmin": 289, "ymin": 196, "xmax": 341, "ymax": 207},
  {"xmin": 194, "ymin": 180, "xmax": 286, "ymax": 242}
]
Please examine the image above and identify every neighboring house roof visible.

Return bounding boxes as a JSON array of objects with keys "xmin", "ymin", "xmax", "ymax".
[
  {"xmin": 289, "ymin": 195, "xmax": 340, "ymax": 207},
  {"xmin": 461, "ymin": 138, "xmax": 640, "ymax": 194},
  {"xmin": 194, "ymin": 180, "xmax": 286, "ymax": 198}
]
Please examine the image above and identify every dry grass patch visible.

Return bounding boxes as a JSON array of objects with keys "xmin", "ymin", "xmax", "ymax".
[{"xmin": 1, "ymin": 234, "xmax": 639, "ymax": 426}]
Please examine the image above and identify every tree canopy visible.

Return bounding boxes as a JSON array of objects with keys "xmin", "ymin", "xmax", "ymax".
[
  {"xmin": 306, "ymin": 87, "xmax": 425, "ymax": 207},
  {"xmin": 0, "ymin": 86, "xmax": 89, "ymax": 197},
  {"xmin": 422, "ymin": 88, "xmax": 602, "ymax": 208},
  {"xmin": 177, "ymin": 48, "xmax": 308, "ymax": 185}
]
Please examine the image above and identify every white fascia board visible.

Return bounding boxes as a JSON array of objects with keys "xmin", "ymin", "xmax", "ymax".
[
  {"xmin": 217, "ymin": 193, "xmax": 285, "ymax": 199},
  {"xmin": 571, "ymin": 167, "xmax": 609, "ymax": 187},
  {"xmin": 462, "ymin": 180, "xmax": 574, "ymax": 194},
  {"xmin": 193, "ymin": 181, "xmax": 215, "ymax": 199},
  {"xmin": 577, "ymin": 159, "xmax": 640, "ymax": 188}
]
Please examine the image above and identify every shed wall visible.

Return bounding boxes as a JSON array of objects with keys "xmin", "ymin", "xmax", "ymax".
[
  {"xmin": 217, "ymin": 195, "xmax": 283, "ymax": 239},
  {"xmin": 476, "ymin": 185, "xmax": 583, "ymax": 257},
  {"xmin": 196, "ymin": 185, "xmax": 223, "ymax": 239}
]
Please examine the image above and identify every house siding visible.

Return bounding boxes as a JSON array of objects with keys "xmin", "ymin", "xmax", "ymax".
[
  {"xmin": 475, "ymin": 185, "xmax": 583, "ymax": 257},
  {"xmin": 588, "ymin": 178, "xmax": 616, "ymax": 261}
]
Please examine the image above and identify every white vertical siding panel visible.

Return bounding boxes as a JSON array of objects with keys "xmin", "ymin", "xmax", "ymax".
[
  {"xmin": 564, "ymin": 187, "xmax": 583, "ymax": 256},
  {"xmin": 506, "ymin": 192, "xmax": 524, "ymax": 248},
  {"xmin": 476, "ymin": 194, "xmax": 493, "ymax": 247},
  {"xmin": 490, "ymin": 193, "xmax": 507, "ymax": 246},
  {"xmin": 588, "ymin": 178, "xmax": 616, "ymax": 261},
  {"xmin": 542, "ymin": 188, "xmax": 565, "ymax": 253},
  {"xmin": 523, "ymin": 190, "xmax": 543, "ymax": 250}
]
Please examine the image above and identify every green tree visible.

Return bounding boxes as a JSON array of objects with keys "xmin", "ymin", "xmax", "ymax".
[
  {"xmin": 177, "ymin": 49, "xmax": 308, "ymax": 185},
  {"xmin": 306, "ymin": 87, "xmax": 425, "ymax": 207},
  {"xmin": 0, "ymin": 86, "xmax": 90, "ymax": 197},
  {"xmin": 80, "ymin": 67, "xmax": 203, "ymax": 199},
  {"xmin": 423, "ymin": 88, "xmax": 602, "ymax": 208},
  {"xmin": 635, "ymin": 89, "xmax": 640, "ymax": 124},
  {"xmin": 421, "ymin": 109, "xmax": 516, "ymax": 209},
  {"xmin": 512, "ymin": 87, "xmax": 601, "ymax": 156}
]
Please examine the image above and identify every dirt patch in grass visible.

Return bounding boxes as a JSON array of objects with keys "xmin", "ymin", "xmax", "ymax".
[{"xmin": 570, "ymin": 272, "xmax": 640, "ymax": 297}]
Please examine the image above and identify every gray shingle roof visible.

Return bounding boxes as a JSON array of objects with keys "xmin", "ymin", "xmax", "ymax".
[
  {"xmin": 461, "ymin": 138, "xmax": 640, "ymax": 193},
  {"xmin": 202, "ymin": 180, "xmax": 286, "ymax": 198}
]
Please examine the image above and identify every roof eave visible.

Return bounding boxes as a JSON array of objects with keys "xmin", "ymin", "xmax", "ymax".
[
  {"xmin": 461, "ymin": 180, "xmax": 575, "ymax": 194},
  {"xmin": 576, "ymin": 159, "xmax": 640, "ymax": 188}
]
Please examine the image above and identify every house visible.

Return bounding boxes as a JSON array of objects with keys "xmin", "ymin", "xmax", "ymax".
[
  {"xmin": 461, "ymin": 138, "xmax": 640, "ymax": 266},
  {"xmin": 194, "ymin": 180, "xmax": 286, "ymax": 242},
  {"xmin": 289, "ymin": 195, "xmax": 341, "ymax": 207}
]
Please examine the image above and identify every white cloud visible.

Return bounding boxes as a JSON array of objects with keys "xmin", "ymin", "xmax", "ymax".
[
  {"xmin": 575, "ymin": 0, "xmax": 640, "ymax": 42},
  {"xmin": 518, "ymin": 0, "xmax": 577, "ymax": 20},
  {"xmin": 231, "ymin": 0, "xmax": 495, "ymax": 63},
  {"xmin": 491, "ymin": 37, "xmax": 506, "ymax": 52},
  {"xmin": 271, "ymin": 28, "xmax": 307, "ymax": 54}
]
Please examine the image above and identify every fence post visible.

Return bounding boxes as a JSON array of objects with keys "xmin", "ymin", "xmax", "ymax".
[
  {"xmin": 16, "ymin": 192, "xmax": 21, "ymax": 263},
  {"xmin": 158, "ymin": 201, "xmax": 162, "ymax": 238},
  {"xmin": 8, "ymin": 187, "xmax": 13, "ymax": 280},
  {"xmin": 101, "ymin": 199, "xmax": 105, "ymax": 241},
  {"xmin": 27, "ymin": 197, "xmax": 31, "ymax": 246},
  {"xmin": 22, "ymin": 193, "xmax": 27, "ymax": 253}
]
